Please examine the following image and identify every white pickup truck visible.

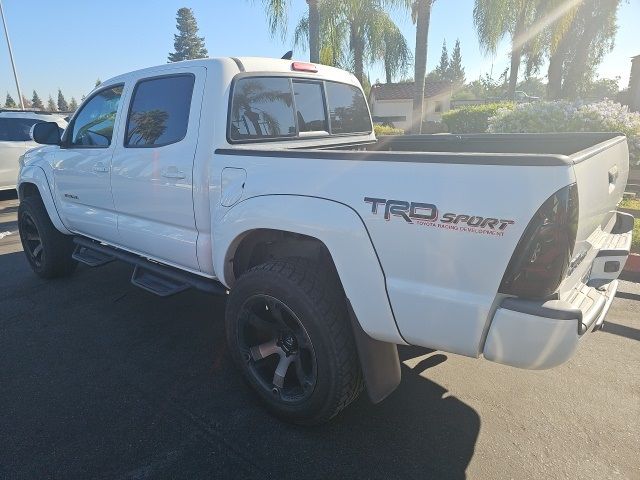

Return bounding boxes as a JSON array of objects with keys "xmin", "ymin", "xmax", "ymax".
[{"xmin": 17, "ymin": 57, "xmax": 633, "ymax": 424}]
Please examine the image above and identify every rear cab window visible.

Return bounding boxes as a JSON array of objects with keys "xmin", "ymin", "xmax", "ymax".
[{"xmin": 228, "ymin": 76, "xmax": 371, "ymax": 142}]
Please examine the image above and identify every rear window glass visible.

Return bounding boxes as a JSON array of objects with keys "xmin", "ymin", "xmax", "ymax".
[
  {"xmin": 325, "ymin": 82, "xmax": 371, "ymax": 134},
  {"xmin": 0, "ymin": 118, "xmax": 42, "ymax": 141},
  {"xmin": 229, "ymin": 77, "xmax": 371, "ymax": 141},
  {"xmin": 293, "ymin": 81, "xmax": 327, "ymax": 133},
  {"xmin": 125, "ymin": 74, "xmax": 194, "ymax": 147},
  {"xmin": 229, "ymin": 78, "xmax": 296, "ymax": 140}
]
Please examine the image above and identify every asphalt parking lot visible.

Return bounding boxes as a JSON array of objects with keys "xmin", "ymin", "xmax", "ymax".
[{"xmin": 0, "ymin": 191, "xmax": 638, "ymax": 480}]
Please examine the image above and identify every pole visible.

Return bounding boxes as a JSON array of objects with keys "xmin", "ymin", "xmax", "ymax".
[{"xmin": 0, "ymin": 0, "xmax": 25, "ymax": 109}]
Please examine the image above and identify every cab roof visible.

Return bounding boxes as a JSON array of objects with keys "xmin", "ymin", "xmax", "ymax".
[{"xmin": 100, "ymin": 57, "xmax": 361, "ymax": 90}]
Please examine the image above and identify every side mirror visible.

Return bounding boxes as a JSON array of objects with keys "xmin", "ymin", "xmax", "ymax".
[{"xmin": 31, "ymin": 122, "xmax": 62, "ymax": 145}]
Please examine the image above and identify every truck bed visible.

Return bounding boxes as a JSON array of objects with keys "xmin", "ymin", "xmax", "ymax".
[
  {"xmin": 364, "ymin": 132, "xmax": 622, "ymax": 157},
  {"xmin": 216, "ymin": 131, "xmax": 629, "ymax": 357}
]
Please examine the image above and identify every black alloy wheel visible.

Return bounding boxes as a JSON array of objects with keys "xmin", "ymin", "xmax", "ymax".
[{"xmin": 237, "ymin": 294, "xmax": 317, "ymax": 403}]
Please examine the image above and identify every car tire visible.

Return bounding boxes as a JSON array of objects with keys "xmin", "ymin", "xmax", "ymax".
[
  {"xmin": 225, "ymin": 257, "xmax": 363, "ymax": 425},
  {"xmin": 18, "ymin": 195, "xmax": 77, "ymax": 278}
]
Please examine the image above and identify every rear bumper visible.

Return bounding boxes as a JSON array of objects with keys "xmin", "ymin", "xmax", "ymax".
[
  {"xmin": 483, "ymin": 211, "xmax": 632, "ymax": 370},
  {"xmin": 483, "ymin": 279, "xmax": 618, "ymax": 369}
]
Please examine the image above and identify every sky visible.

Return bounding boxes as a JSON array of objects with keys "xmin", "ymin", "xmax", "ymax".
[{"xmin": 0, "ymin": 0, "xmax": 638, "ymax": 104}]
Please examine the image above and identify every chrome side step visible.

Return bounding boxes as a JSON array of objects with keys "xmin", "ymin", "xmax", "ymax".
[{"xmin": 73, "ymin": 237, "xmax": 227, "ymax": 297}]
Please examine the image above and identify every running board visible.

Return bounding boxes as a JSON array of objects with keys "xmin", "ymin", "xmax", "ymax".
[
  {"xmin": 73, "ymin": 237, "xmax": 227, "ymax": 297},
  {"xmin": 131, "ymin": 265, "xmax": 190, "ymax": 297},
  {"xmin": 73, "ymin": 244, "xmax": 115, "ymax": 267}
]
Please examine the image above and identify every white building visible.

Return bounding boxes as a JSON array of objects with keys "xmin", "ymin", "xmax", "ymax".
[{"xmin": 369, "ymin": 80, "xmax": 452, "ymax": 131}]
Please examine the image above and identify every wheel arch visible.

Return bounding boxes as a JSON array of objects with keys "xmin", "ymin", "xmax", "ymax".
[
  {"xmin": 216, "ymin": 195, "xmax": 403, "ymax": 403},
  {"xmin": 215, "ymin": 195, "xmax": 403, "ymax": 338},
  {"xmin": 18, "ymin": 166, "xmax": 71, "ymax": 235}
]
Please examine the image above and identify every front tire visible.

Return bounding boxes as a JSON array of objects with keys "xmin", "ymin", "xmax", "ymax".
[
  {"xmin": 18, "ymin": 196, "xmax": 77, "ymax": 278},
  {"xmin": 225, "ymin": 257, "xmax": 363, "ymax": 425}
]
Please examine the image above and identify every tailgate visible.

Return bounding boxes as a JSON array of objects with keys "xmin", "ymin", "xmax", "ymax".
[{"xmin": 560, "ymin": 135, "xmax": 630, "ymax": 296}]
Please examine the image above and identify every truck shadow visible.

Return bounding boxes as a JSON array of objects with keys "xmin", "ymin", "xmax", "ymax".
[{"xmin": 0, "ymin": 252, "xmax": 480, "ymax": 480}]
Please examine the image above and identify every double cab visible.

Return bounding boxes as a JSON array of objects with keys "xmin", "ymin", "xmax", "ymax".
[{"xmin": 17, "ymin": 57, "xmax": 632, "ymax": 424}]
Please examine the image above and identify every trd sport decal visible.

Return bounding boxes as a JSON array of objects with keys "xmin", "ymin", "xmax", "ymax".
[{"xmin": 364, "ymin": 197, "xmax": 514, "ymax": 237}]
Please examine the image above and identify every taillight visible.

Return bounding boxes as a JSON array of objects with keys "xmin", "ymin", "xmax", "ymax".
[{"xmin": 499, "ymin": 184, "xmax": 579, "ymax": 298}]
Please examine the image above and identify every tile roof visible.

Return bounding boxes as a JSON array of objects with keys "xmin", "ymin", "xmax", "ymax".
[{"xmin": 370, "ymin": 80, "xmax": 452, "ymax": 101}]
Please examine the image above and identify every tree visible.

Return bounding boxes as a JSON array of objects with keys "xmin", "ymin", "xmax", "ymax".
[
  {"xmin": 448, "ymin": 38, "xmax": 465, "ymax": 85},
  {"xmin": 32, "ymin": 90, "xmax": 44, "ymax": 110},
  {"xmin": 307, "ymin": 0, "xmax": 320, "ymax": 63},
  {"xmin": 473, "ymin": 0, "xmax": 537, "ymax": 98},
  {"xmin": 57, "ymin": 89, "xmax": 69, "ymax": 111},
  {"xmin": 253, "ymin": 0, "xmax": 321, "ymax": 63},
  {"xmin": 294, "ymin": 0, "xmax": 410, "ymax": 84},
  {"xmin": 168, "ymin": 7, "xmax": 208, "ymax": 62},
  {"xmin": 95, "ymin": 78, "xmax": 102, "ymax": 87},
  {"xmin": 69, "ymin": 97, "xmax": 79, "ymax": 112},
  {"xmin": 582, "ymin": 77, "xmax": 620, "ymax": 100},
  {"xmin": 434, "ymin": 40, "xmax": 449, "ymax": 80},
  {"xmin": 560, "ymin": 0, "xmax": 619, "ymax": 99},
  {"xmin": 411, "ymin": 0, "xmax": 436, "ymax": 133},
  {"xmin": 517, "ymin": 76, "xmax": 546, "ymax": 98},
  {"xmin": 47, "ymin": 95, "xmax": 57, "ymax": 112},
  {"xmin": 4, "ymin": 93, "xmax": 17, "ymax": 108},
  {"xmin": 379, "ymin": 16, "xmax": 412, "ymax": 83},
  {"xmin": 22, "ymin": 96, "xmax": 32, "ymax": 109}
]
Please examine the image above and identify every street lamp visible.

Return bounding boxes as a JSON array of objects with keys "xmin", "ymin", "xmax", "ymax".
[{"xmin": 0, "ymin": 0, "xmax": 25, "ymax": 109}]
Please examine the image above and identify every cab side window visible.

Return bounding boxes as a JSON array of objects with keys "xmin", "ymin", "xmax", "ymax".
[
  {"xmin": 125, "ymin": 75, "xmax": 195, "ymax": 147},
  {"xmin": 69, "ymin": 85, "xmax": 123, "ymax": 147}
]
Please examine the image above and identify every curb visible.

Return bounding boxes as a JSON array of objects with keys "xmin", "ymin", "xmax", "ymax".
[{"xmin": 623, "ymin": 253, "xmax": 640, "ymax": 274}]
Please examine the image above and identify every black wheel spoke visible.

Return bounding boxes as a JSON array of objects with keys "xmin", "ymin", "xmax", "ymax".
[
  {"xmin": 266, "ymin": 299, "xmax": 289, "ymax": 329},
  {"xmin": 237, "ymin": 294, "xmax": 317, "ymax": 403},
  {"xmin": 294, "ymin": 356, "xmax": 310, "ymax": 389},
  {"xmin": 248, "ymin": 310, "xmax": 277, "ymax": 332}
]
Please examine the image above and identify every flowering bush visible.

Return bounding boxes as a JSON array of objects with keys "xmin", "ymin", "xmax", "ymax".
[
  {"xmin": 374, "ymin": 124, "xmax": 404, "ymax": 136},
  {"xmin": 488, "ymin": 100, "xmax": 640, "ymax": 166},
  {"xmin": 442, "ymin": 103, "xmax": 514, "ymax": 134}
]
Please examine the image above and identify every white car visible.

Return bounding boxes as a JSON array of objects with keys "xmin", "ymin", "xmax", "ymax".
[
  {"xmin": 16, "ymin": 57, "xmax": 632, "ymax": 424},
  {"xmin": 0, "ymin": 111, "xmax": 67, "ymax": 191}
]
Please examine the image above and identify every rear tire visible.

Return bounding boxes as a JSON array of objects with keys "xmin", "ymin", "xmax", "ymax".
[
  {"xmin": 18, "ymin": 196, "xmax": 77, "ymax": 278},
  {"xmin": 225, "ymin": 257, "xmax": 363, "ymax": 425}
]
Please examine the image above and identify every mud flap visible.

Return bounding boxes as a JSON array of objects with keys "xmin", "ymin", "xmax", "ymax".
[{"xmin": 346, "ymin": 300, "xmax": 401, "ymax": 403}]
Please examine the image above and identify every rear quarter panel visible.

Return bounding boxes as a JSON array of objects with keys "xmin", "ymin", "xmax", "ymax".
[{"xmin": 214, "ymin": 151, "xmax": 574, "ymax": 356}]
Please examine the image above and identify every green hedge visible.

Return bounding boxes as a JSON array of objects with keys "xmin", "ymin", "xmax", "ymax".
[{"xmin": 441, "ymin": 103, "xmax": 514, "ymax": 133}]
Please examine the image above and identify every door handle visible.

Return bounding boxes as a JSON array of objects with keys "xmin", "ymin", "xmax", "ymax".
[
  {"xmin": 161, "ymin": 167, "xmax": 186, "ymax": 179},
  {"xmin": 92, "ymin": 162, "xmax": 109, "ymax": 173}
]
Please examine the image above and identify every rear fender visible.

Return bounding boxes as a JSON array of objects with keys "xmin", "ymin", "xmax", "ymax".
[
  {"xmin": 214, "ymin": 195, "xmax": 405, "ymax": 346},
  {"xmin": 18, "ymin": 166, "xmax": 71, "ymax": 235}
]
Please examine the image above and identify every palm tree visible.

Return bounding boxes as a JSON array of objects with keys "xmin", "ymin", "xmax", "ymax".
[
  {"xmin": 473, "ymin": 0, "xmax": 537, "ymax": 99},
  {"xmin": 410, "ymin": 0, "xmax": 435, "ymax": 134},
  {"xmin": 379, "ymin": 15, "xmax": 413, "ymax": 83},
  {"xmin": 253, "ymin": 0, "xmax": 321, "ymax": 62},
  {"xmin": 294, "ymin": 0, "xmax": 411, "ymax": 84}
]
